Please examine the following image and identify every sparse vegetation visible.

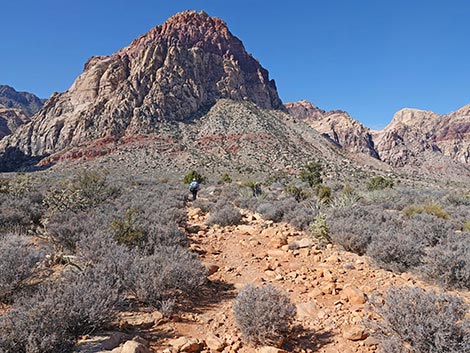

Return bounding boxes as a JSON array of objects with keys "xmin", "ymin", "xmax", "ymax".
[
  {"xmin": 206, "ymin": 200, "xmax": 242, "ymax": 226},
  {"xmin": 233, "ymin": 284, "xmax": 296, "ymax": 346},
  {"xmin": 300, "ymin": 161, "xmax": 323, "ymax": 187},
  {"xmin": 369, "ymin": 286, "xmax": 470, "ymax": 353}
]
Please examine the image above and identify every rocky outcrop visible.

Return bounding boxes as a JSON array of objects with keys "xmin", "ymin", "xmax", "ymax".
[
  {"xmin": 285, "ymin": 100, "xmax": 378, "ymax": 158},
  {"xmin": 0, "ymin": 11, "xmax": 283, "ymax": 158},
  {"xmin": 0, "ymin": 86, "xmax": 43, "ymax": 140},
  {"xmin": 0, "ymin": 85, "xmax": 44, "ymax": 116},
  {"xmin": 373, "ymin": 106, "xmax": 470, "ymax": 167},
  {"xmin": 0, "ymin": 106, "xmax": 30, "ymax": 139}
]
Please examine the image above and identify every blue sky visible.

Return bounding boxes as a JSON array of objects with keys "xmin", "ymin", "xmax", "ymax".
[{"xmin": 1, "ymin": 0, "xmax": 469, "ymax": 128}]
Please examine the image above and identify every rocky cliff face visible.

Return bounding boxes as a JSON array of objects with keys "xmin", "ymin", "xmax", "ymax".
[
  {"xmin": 0, "ymin": 86, "xmax": 44, "ymax": 140},
  {"xmin": 373, "ymin": 106, "xmax": 470, "ymax": 167},
  {"xmin": 0, "ymin": 11, "xmax": 283, "ymax": 158},
  {"xmin": 285, "ymin": 100, "xmax": 378, "ymax": 158}
]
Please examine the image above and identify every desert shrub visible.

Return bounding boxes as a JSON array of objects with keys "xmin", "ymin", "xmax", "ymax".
[
  {"xmin": 219, "ymin": 172, "xmax": 233, "ymax": 184},
  {"xmin": 403, "ymin": 201, "xmax": 449, "ymax": 220},
  {"xmin": 183, "ymin": 170, "xmax": 205, "ymax": 184},
  {"xmin": 0, "ymin": 234, "xmax": 44, "ymax": 303},
  {"xmin": 328, "ymin": 205, "xmax": 391, "ymax": 255},
  {"xmin": 140, "ymin": 223, "xmax": 188, "ymax": 255},
  {"xmin": 128, "ymin": 245, "xmax": 206, "ymax": 306},
  {"xmin": 110, "ymin": 207, "xmax": 144, "ymax": 247},
  {"xmin": 281, "ymin": 200, "xmax": 318, "ymax": 230},
  {"xmin": 421, "ymin": 234, "xmax": 470, "ymax": 289},
  {"xmin": 368, "ymin": 286, "xmax": 470, "ymax": 353},
  {"xmin": 367, "ymin": 176, "xmax": 394, "ymax": 191},
  {"xmin": 462, "ymin": 220, "xmax": 470, "ymax": 232},
  {"xmin": 0, "ymin": 192, "xmax": 44, "ymax": 232},
  {"xmin": 206, "ymin": 200, "xmax": 242, "ymax": 226},
  {"xmin": 308, "ymin": 213, "xmax": 330, "ymax": 245},
  {"xmin": 43, "ymin": 170, "xmax": 119, "ymax": 214},
  {"xmin": 43, "ymin": 210, "xmax": 99, "ymax": 252},
  {"xmin": 316, "ymin": 184, "xmax": 332, "ymax": 204},
  {"xmin": 192, "ymin": 198, "xmax": 214, "ymax": 214},
  {"xmin": 0, "ymin": 264, "xmax": 121, "ymax": 353},
  {"xmin": 367, "ymin": 228, "xmax": 425, "ymax": 272},
  {"xmin": 233, "ymin": 284, "xmax": 296, "ymax": 346},
  {"xmin": 257, "ymin": 202, "xmax": 284, "ymax": 222},
  {"xmin": 300, "ymin": 161, "xmax": 323, "ymax": 187},
  {"xmin": 0, "ymin": 174, "xmax": 34, "ymax": 197},
  {"xmin": 284, "ymin": 185, "xmax": 310, "ymax": 201},
  {"xmin": 404, "ymin": 214, "xmax": 454, "ymax": 247}
]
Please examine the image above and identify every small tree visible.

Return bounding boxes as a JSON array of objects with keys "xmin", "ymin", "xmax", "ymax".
[
  {"xmin": 183, "ymin": 170, "xmax": 205, "ymax": 184},
  {"xmin": 300, "ymin": 161, "xmax": 323, "ymax": 187},
  {"xmin": 219, "ymin": 173, "xmax": 233, "ymax": 184}
]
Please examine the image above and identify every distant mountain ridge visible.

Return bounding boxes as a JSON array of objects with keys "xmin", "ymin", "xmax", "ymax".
[
  {"xmin": 0, "ymin": 85, "xmax": 44, "ymax": 140},
  {"xmin": 286, "ymin": 100, "xmax": 470, "ymax": 171},
  {"xmin": 0, "ymin": 85, "xmax": 44, "ymax": 116}
]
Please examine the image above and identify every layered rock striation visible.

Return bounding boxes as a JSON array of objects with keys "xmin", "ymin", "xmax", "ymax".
[{"xmin": 0, "ymin": 11, "xmax": 283, "ymax": 158}]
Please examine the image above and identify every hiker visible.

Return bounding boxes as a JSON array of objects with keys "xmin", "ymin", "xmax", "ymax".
[
  {"xmin": 253, "ymin": 182, "xmax": 262, "ymax": 197},
  {"xmin": 189, "ymin": 179, "xmax": 200, "ymax": 201}
]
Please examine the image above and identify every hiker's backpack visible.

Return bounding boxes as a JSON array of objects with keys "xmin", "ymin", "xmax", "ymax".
[{"xmin": 189, "ymin": 181, "xmax": 198, "ymax": 192}]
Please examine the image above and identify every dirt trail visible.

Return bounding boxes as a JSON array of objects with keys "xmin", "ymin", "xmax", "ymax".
[{"xmin": 144, "ymin": 206, "xmax": 429, "ymax": 353}]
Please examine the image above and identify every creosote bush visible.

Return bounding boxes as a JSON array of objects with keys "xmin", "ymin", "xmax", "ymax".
[
  {"xmin": 233, "ymin": 284, "xmax": 296, "ymax": 346},
  {"xmin": 368, "ymin": 286, "xmax": 470, "ymax": 353}
]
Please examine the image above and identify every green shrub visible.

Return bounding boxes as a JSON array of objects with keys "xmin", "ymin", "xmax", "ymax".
[
  {"xmin": 284, "ymin": 185, "xmax": 310, "ymax": 202},
  {"xmin": 403, "ymin": 202, "xmax": 449, "ymax": 220},
  {"xmin": 183, "ymin": 170, "xmax": 205, "ymax": 184},
  {"xmin": 367, "ymin": 176, "xmax": 394, "ymax": 191},
  {"xmin": 309, "ymin": 213, "xmax": 330, "ymax": 245},
  {"xmin": 300, "ymin": 161, "xmax": 322, "ymax": 187},
  {"xmin": 219, "ymin": 173, "xmax": 233, "ymax": 184},
  {"xmin": 233, "ymin": 284, "xmax": 296, "ymax": 346},
  {"xmin": 316, "ymin": 185, "xmax": 332, "ymax": 204},
  {"xmin": 110, "ymin": 208, "xmax": 144, "ymax": 247}
]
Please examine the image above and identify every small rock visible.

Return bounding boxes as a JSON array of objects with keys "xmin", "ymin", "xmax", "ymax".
[
  {"xmin": 296, "ymin": 301, "xmax": 318, "ymax": 319},
  {"xmin": 169, "ymin": 337, "xmax": 202, "ymax": 352},
  {"xmin": 258, "ymin": 346, "xmax": 288, "ymax": 353},
  {"xmin": 188, "ymin": 208, "xmax": 201, "ymax": 218},
  {"xmin": 102, "ymin": 332, "xmax": 128, "ymax": 350},
  {"xmin": 363, "ymin": 336, "xmax": 380, "ymax": 346},
  {"xmin": 321, "ymin": 282, "xmax": 336, "ymax": 295},
  {"xmin": 296, "ymin": 238, "xmax": 315, "ymax": 249},
  {"xmin": 342, "ymin": 325, "xmax": 368, "ymax": 341},
  {"xmin": 203, "ymin": 262, "xmax": 220, "ymax": 276},
  {"xmin": 121, "ymin": 340, "xmax": 151, "ymax": 353},
  {"xmin": 205, "ymin": 333, "xmax": 225, "ymax": 352},
  {"xmin": 340, "ymin": 286, "xmax": 366, "ymax": 305}
]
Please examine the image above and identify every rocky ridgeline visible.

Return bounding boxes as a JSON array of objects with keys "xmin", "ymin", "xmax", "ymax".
[
  {"xmin": 0, "ymin": 11, "xmax": 283, "ymax": 158},
  {"xmin": 74, "ymin": 205, "xmax": 451, "ymax": 353},
  {"xmin": 286, "ymin": 100, "xmax": 470, "ymax": 171},
  {"xmin": 0, "ymin": 85, "xmax": 44, "ymax": 140}
]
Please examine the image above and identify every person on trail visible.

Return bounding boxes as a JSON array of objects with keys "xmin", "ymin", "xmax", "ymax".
[{"xmin": 189, "ymin": 179, "xmax": 200, "ymax": 201}]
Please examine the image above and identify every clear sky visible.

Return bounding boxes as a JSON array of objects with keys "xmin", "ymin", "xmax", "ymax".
[{"xmin": 1, "ymin": 0, "xmax": 469, "ymax": 128}]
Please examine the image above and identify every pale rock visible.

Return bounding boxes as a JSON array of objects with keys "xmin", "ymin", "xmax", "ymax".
[
  {"xmin": 296, "ymin": 301, "xmax": 318, "ymax": 319},
  {"xmin": 205, "ymin": 333, "xmax": 225, "ymax": 352},
  {"xmin": 121, "ymin": 340, "xmax": 151, "ymax": 353},
  {"xmin": 188, "ymin": 208, "xmax": 201, "ymax": 218},
  {"xmin": 342, "ymin": 325, "xmax": 368, "ymax": 341},
  {"xmin": 168, "ymin": 337, "xmax": 202, "ymax": 352},
  {"xmin": 340, "ymin": 286, "xmax": 366, "ymax": 305},
  {"xmin": 258, "ymin": 346, "xmax": 288, "ymax": 353}
]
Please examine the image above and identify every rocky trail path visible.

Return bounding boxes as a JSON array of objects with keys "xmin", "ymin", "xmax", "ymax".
[
  {"xmin": 77, "ymin": 204, "xmax": 437, "ymax": 353},
  {"xmin": 146, "ymin": 205, "xmax": 421, "ymax": 353}
]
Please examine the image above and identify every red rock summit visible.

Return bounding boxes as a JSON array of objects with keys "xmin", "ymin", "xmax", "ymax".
[{"xmin": 1, "ymin": 11, "xmax": 283, "ymax": 157}]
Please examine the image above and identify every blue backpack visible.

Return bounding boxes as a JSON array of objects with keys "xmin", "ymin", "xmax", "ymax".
[{"xmin": 189, "ymin": 181, "xmax": 199, "ymax": 192}]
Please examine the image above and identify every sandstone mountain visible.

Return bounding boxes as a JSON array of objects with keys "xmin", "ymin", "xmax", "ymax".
[
  {"xmin": 285, "ymin": 100, "xmax": 378, "ymax": 158},
  {"xmin": 0, "ymin": 10, "xmax": 284, "ymax": 162},
  {"xmin": 0, "ymin": 85, "xmax": 44, "ymax": 116},
  {"xmin": 0, "ymin": 85, "xmax": 44, "ymax": 140},
  {"xmin": 373, "ymin": 105, "xmax": 470, "ymax": 167},
  {"xmin": 286, "ymin": 100, "xmax": 470, "ymax": 176}
]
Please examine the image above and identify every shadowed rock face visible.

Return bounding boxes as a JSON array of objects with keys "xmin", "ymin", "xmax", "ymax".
[
  {"xmin": 0, "ymin": 10, "xmax": 283, "ymax": 157},
  {"xmin": 285, "ymin": 100, "xmax": 378, "ymax": 158}
]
